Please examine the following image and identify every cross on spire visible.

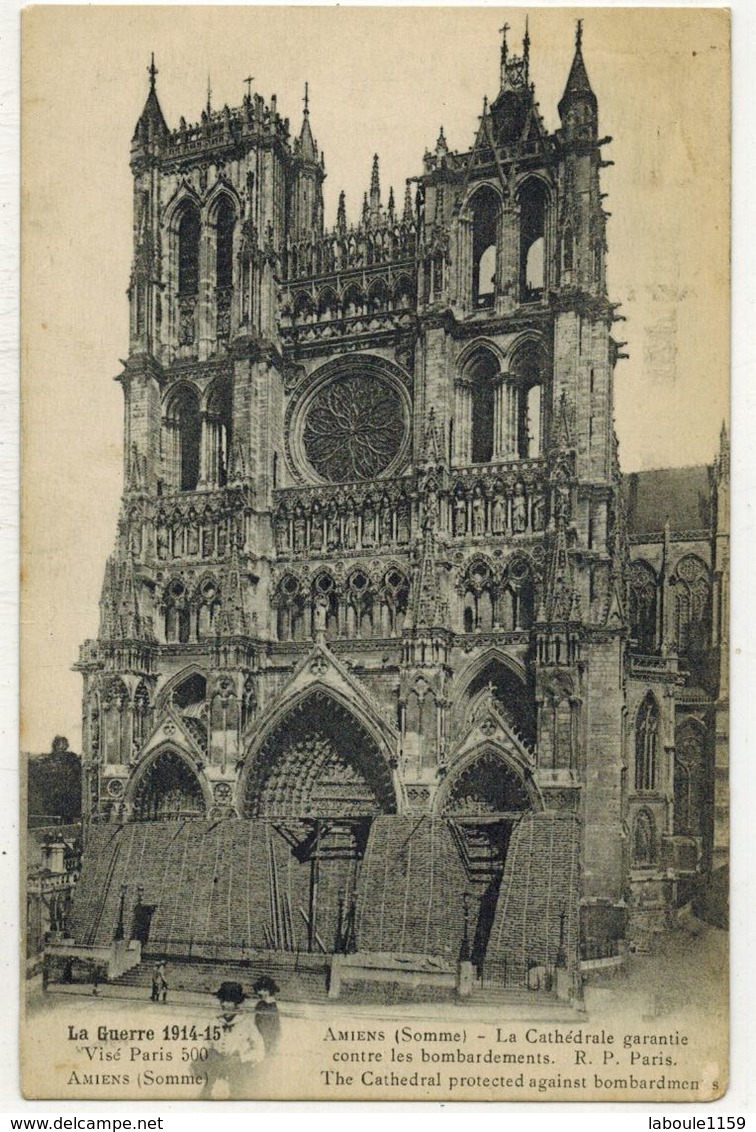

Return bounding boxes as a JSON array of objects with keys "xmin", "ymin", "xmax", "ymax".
[
  {"xmin": 148, "ymin": 53, "xmax": 158, "ymax": 91},
  {"xmin": 576, "ymin": 18, "xmax": 583, "ymax": 50},
  {"xmin": 303, "ymin": 81, "xmax": 310, "ymax": 114},
  {"xmin": 499, "ymin": 22, "xmax": 510, "ymax": 62},
  {"xmin": 244, "ymin": 75, "xmax": 254, "ymax": 99}
]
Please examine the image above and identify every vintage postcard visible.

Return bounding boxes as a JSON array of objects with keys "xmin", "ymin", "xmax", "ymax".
[{"xmin": 21, "ymin": 6, "xmax": 730, "ymax": 1103}]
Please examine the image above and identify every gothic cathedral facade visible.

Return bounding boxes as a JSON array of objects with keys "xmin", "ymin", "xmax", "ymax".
[{"xmin": 73, "ymin": 25, "xmax": 728, "ymax": 982}]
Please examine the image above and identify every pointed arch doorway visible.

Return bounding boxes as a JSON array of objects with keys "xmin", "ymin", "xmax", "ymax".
[
  {"xmin": 242, "ymin": 688, "xmax": 397, "ymax": 953},
  {"xmin": 438, "ymin": 745, "xmax": 536, "ymax": 971}
]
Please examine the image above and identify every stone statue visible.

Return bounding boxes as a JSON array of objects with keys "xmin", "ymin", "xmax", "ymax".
[
  {"xmin": 293, "ymin": 506, "xmax": 306, "ymax": 553},
  {"xmin": 454, "ymin": 494, "xmax": 467, "ymax": 536},
  {"xmin": 492, "ymin": 491, "xmax": 506, "ymax": 535},
  {"xmin": 310, "ymin": 505, "xmax": 324, "ymax": 551},
  {"xmin": 513, "ymin": 484, "xmax": 526, "ymax": 534},
  {"xmin": 472, "ymin": 488, "xmax": 485, "ymax": 536}
]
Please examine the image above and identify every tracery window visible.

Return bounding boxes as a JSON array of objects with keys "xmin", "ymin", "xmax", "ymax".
[
  {"xmin": 629, "ymin": 560, "xmax": 658, "ymax": 654},
  {"xmin": 215, "ymin": 198, "xmax": 235, "ymax": 290},
  {"xmin": 302, "ymin": 371, "xmax": 406, "ymax": 483},
  {"xmin": 101, "ymin": 677, "xmax": 130, "ymax": 764},
  {"xmin": 674, "ymin": 721, "xmax": 705, "ymax": 837},
  {"xmin": 276, "ymin": 574, "xmax": 307, "ymax": 641},
  {"xmin": 672, "ymin": 555, "xmax": 711, "ymax": 655},
  {"xmin": 635, "ymin": 694, "xmax": 660, "ymax": 793},
  {"xmin": 164, "ymin": 578, "xmax": 191, "ymax": 644},
  {"xmin": 177, "ymin": 206, "xmax": 200, "ymax": 296},
  {"xmin": 462, "ymin": 558, "xmax": 495, "ymax": 633},
  {"xmin": 165, "ymin": 386, "xmax": 201, "ymax": 491}
]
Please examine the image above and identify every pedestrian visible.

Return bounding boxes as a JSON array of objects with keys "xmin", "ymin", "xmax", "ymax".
[
  {"xmin": 157, "ymin": 960, "xmax": 168, "ymax": 1003},
  {"xmin": 151, "ymin": 961, "xmax": 161, "ymax": 1002},
  {"xmin": 252, "ymin": 975, "xmax": 281, "ymax": 1057},
  {"xmin": 200, "ymin": 981, "xmax": 263, "ymax": 1099}
]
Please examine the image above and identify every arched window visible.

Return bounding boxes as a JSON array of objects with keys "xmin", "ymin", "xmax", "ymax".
[
  {"xmin": 674, "ymin": 721, "xmax": 705, "ymax": 837},
  {"xmin": 133, "ymin": 751, "xmax": 206, "ymax": 821},
  {"xmin": 466, "ymin": 350, "xmax": 499, "ymax": 464},
  {"xmin": 317, "ymin": 288, "xmax": 339, "ymax": 322},
  {"xmin": 381, "ymin": 567, "xmax": 409, "ymax": 636},
  {"xmin": 165, "ymin": 386, "xmax": 201, "ymax": 491},
  {"xmin": 164, "ymin": 578, "xmax": 191, "ymax": 644},
  {"xmin": 101, "ymin": 677, "xmax": 130, "ymax": 765},
  {"xmin": 633, "ymin": 810, "xmax": 656, "ymax": 865},
  {"xmin": 470, "ymin": 187, "xmax": 500, "ymax": 309},
  {"xmin": 518, "ymin": 179, "xmax": 547, "ymax": 301},
  {"xmin": 672, "ymin": 555, "xmax": 711, "ymax": 656},
  {"xmin": 276, "ymin": 574, "xmax": 306, "ymax": 642},
  {"xmin": 343, "ymin": 285, "xmax": 366, "ymax": 320},
  {"xmin": 461, "ymin": 558, "xmax": 495, "ymax": 633},
  {"xmin": 629, "ymin": 560, "xmax": 658, "ymax": 654},
  {"xmin": 635, "ymin": 694, "xmax": 660, "ymax": 792},
  {"xmin": 346, "ymin": 570, "xmax": 374, "ymax": 639},
  {"xmin": 510, "ymin": 340, "xmax": 546, "ymax": 458},
  {"xmin": 311, "ymin": 572, "xmax": 339, "ymax": 640},
  {"xmin": 215, "ymin": 198, "xmax": 235, "ymax": 290},
  {"xmin": 196, "ymin": 576, "xmax": 221, "ymax": 640},
  {"xmin": 506, "ymin": 555, "xmax": 535, "ymax": 629},
  {"xmin": 177, "ymin": 206, "xmax": 200, "ymax": 296},
  {"xmin": 206, "ymin": 378, "xmax": 232, "ymax": 487},
  {"xmin": 461, "ymin": 656, "xmax": 537, "ymax": 748},
  {"xmin": 133, "ymin": 680, "xmax": 152, "ymax": 751}
]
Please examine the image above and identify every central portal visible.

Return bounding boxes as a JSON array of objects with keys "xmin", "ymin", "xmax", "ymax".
[{"xmin": 243, "ymin": 690, "xmax": 396, "ymax": 819}]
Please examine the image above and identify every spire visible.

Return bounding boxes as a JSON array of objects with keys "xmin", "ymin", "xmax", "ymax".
[
  {"xmin": 435, "ymin": 126, "xmax": 448, "ymax": 159},
  {"xmin": 298, "ymin": 81, "xmax": 318, "ymax": 162},
  {"xmin": 99, "ymin": 556, "xmax": 118, "ymax": 639},
  {"xmin": 496, "ymin": 20, "xmax": 529, "ymax": 96},
  {"xmin": 387, "ymin": 186, "xmax": 395, "ymax": 222},
  {"xmin": 523, "ymin": 16, "xmax": 530, "ymax": 85},
  {"xmin": 369, "ymin": 154, "xmax": 381, "ymax": 218},
  {"xmin": 544, "ymin": 520, "xmax": 576, "ymax": 623},
  {"xmin": 403, "ymin": 181, "xmax": 413, "ymax": 224},
  {"xmin": 117, "ymin": 554, "xmax": 144, "ymax": 640},
  {"xmin": 420, "ymin": 407, "xmax": 441, "ymax": 467},
  {"xmin": 717, "ymin": 421, "xmax": 730, "ymax": 484},
  {"xmin": 362, "ymin": 192, "xmax": 370, "ymax": 227},
  {"xmin": 499, "ymin": 21, "xmax": 510, "ymax": 87},
  {"xmin": 337, "ymin": 190, "xmax": 347, "ymax": 233},
  {"xmin": 559, "ymin": 18, "xmax": 597, "ymax": 120},
  {"xmin": 218, "ymin": 533, "xmax": 249, "ymax": 637},
  {"xmin": 132, "ymin": 54, "xmax": 169, "ymax": 152},
  {"xmin": 411, "ymin": 521, "xmax": 446, "ymax": 630}
]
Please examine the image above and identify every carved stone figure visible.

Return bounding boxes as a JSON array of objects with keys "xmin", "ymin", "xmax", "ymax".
[
  {"xmin": 513, "ymin": 484, "xmax": 527, "ymax": 533},
  {"xmin": 492, "ymin": 491, "xmax": 506, "ymax": 535},
  {"xmin": 472, "ymin": 487, "xmax": 486, "ymax": 536}
]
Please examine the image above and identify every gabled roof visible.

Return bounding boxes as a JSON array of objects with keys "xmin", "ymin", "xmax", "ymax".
[{"xmin": 625, "ymin": 466, "xmax": 712, "ymax": 536}]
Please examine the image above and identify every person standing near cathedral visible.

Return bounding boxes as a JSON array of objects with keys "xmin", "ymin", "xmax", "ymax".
[
  {"xmin": 252, "ymin": 975, "xmax": 281, "ymax": 1057},
  {"xmin": 201, "ymin": 982, "xmax": 264, "ymax": 1098}
]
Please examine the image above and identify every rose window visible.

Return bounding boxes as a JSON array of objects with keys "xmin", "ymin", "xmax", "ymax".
[{"xmin": 302, "ymin": 372, "xmax": 406, "ymax": 483}]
